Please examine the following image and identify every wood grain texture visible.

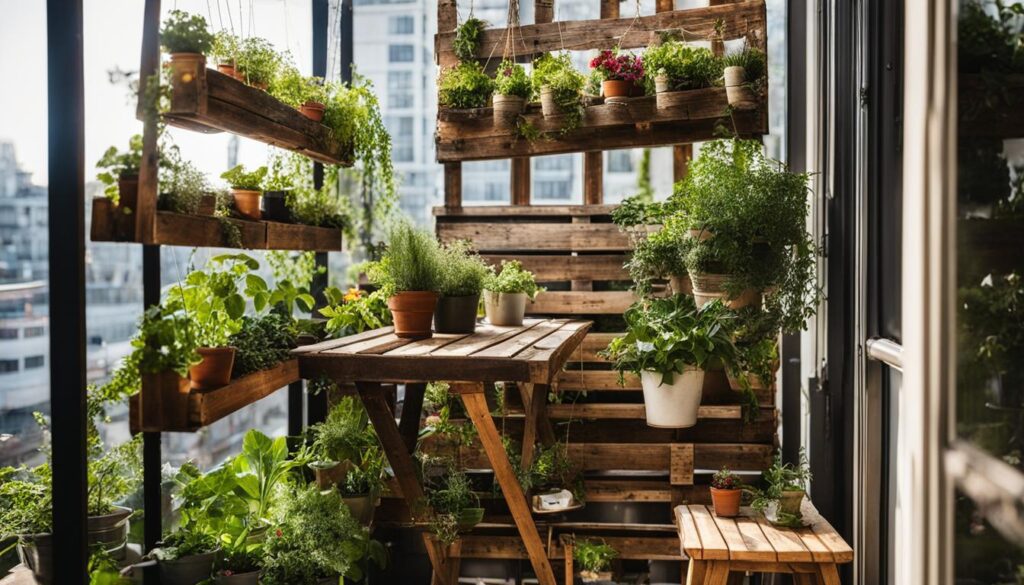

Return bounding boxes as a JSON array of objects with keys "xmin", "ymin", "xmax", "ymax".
[
  {"xmin": 444, "ymin": 162, "xmax": 462, "ymax": 208},
  {"xmin": 670, "ymin": 443, "xmax": 695, "ymax": 485},
  {"xmin": 528, "ymin": 291, "xmax": 636, "ymax": 315},
  {"xmin": 584, "ymin": 151, "xmax": 604, "ymax": 204},
  {"xmin": 265, "ymin": 221, "xmax": 342, "ymax": 251},
  {"xmin": 512, "ymin": 157, "xmax": 531, "ymax": 206},
  {"xmin": 436, "ymin": 221, "xmax": 632, "ymax": 252},
  {"xmin": 480, "ymin": 254, "xmax": 630, "ymax": 282},
  {"xmin": 688, "ymin": 506, "xmax": 730, "ymax": 560},
  {"xmin": 434, "ymin": 205, "xmax": 618, "ymax": 217},
  {"xmin": 544, "ymin": 403, "xmax": 742, "ymax": 420},
  {"xmin": 190, "ymin": 359, "xmax": 300, "ymax": 428}
]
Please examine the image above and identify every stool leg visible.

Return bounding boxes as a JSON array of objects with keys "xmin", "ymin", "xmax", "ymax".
[
  {"xmin": 704, "ymin": 561, "xmax": 731, "ymax": 585},
  {"xmin": 815, "ymin": 564, "xmax": 841, "ymax": 585},
  {"xmin": 685, "ymin": 560, "xmax": 708, "ymax": 585}
]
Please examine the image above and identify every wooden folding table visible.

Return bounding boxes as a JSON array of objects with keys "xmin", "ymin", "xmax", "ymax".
[{"xmin": 293, "ymin": 318, "xmax": 592, "ymax": 585}]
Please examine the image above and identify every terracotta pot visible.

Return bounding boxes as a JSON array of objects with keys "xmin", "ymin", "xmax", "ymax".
[
  {"xmin": 724, "ymin": 65, "xmax": 758, "ymax": 110},
  {"xmin": 690, "ymin": 273, "xmax": 762, "ymax": 310},
  {"xmin": 216, "ymin": 62, "xmax": 237, "ymax": 78},
  {"xmin": 300, "ymin": 100, "xmax": 326, "ymax": 121},
  {"xmin": 779, "ymin": 489, "xmax": 805, "ymax": 516},
  {"xmin": 18, "ymin": 534, "xmax": 54, "ymax": 585},
  {"xmin": 190, "ymin": 347, "xmax": 236, "ymax": 391},
  {"xmin": 602, "ymin": 79, "xmax": 632, "ymax": 99},
  {"xmin": 262, "ymin": 190, "xmax": 292, "ymax": 223},
  {"xmin": 483, "ymin": 290, "xmax": 528, "ymax": 326},
  {"xmin": 388, "ymin": 291, "xmax": 439, "ymax": 339},
  {"xmin": 710, "ymin": 487, "xmax": 742, "ymax": 517},
  {"xmin": 160, "ymin": 550, "xmax": 218, "ymax": 585},
  {"xmin": 669, "ymin": 274, "xmax": 692, "ymax": 296},
  {"xmin": 231, "ymin": 189, "xmax": 262, "ymax": 220},
  {"xmin": 88, "ymin": 506, "xmax": 132, "ymax": 560},
  {"xmin": 252, "ymin": 81, "xmax": 269, "ymax": 91},
  {"xmin": 492, "ymin": 94, "xmax": 525, "ymax": 131},
  {"xmin": 640, "ymin": 368, "xmax": 705, "ymax": 428},
  {"xmin": 312, "ymin": 459, "xmax": 355, "ymax": 489},
  {"xmin": 434, "ymin": 294, "xmax": 480, "ymax": 334}
]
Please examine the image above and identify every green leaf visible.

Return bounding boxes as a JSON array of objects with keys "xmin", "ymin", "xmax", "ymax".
[{"xmin": 224, "ymin": 294, "xmax": 245, "ymax": 320}]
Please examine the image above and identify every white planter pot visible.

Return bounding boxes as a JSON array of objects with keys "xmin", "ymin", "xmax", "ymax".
[
  {"xmin": 484, "ymin": 290, "xmax": 528, "ymax": 326},
  {"xmin": 640, "ymin": 368, "xmax": 705, "ymax": 428}
]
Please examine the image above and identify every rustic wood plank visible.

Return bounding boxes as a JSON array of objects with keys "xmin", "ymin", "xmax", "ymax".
[
  {"xmin": 754, "ymin": 515, "xmax": 813, "ymax": 563},
  {"xmin": 444, "ymin": 162, "xmax": 462, "ymax": 208},
  {"xmin": 431, "ymin": 320, "xmax": 544, "ymax": 356},
  {"xmin": 265, "ymin": 221, "xmax": 342, "ymax": 251},
  {"xmin": 688, "ymin": 505, "xmax": 730, "ymax": 561},
  {"xmin": 685, "ymin": 559, "xmax": 708, "ymax": 585},
  {"xmin": 473, "ymin": 320, "xmax": 568, "ymax": 358},
  {"xmin": 600, "ymin": 0, "xmax": 620, "ymax": 19},
  {"xmin": 328, "ymin": 332, "xmax": 412, "ymax": 355},
  {"xmin": 792, "ymin": 528, "xmax": 834, "ymax": 563},
  {"xmin": 292, "ymin": 327, "xmax": 395, "ymax": 355},
  {"xmin": 356, "ymin": 382, "xmax": 452, "ymax": 584},
  {"xmin": 437, "ymin": 222, "xmax": 632, "ymax": 252},
  {"xmin": 584, "ymin": 152, "xmax": 603, "ymax": 205},
  {"xmin": 433, "ymin": 205, "xmax": 618, "ymax": 217},
  {"xmin": 191, "ymin": 359, "xmax": 300, "ymax": 427},
  {"xmin": 545, "ymin": 403, "xmax": 741, "ymax": 420},
  {"xmin": 522, "ymin": 321, "xmax": 593, "ymax": 382},
  {"xmin": 534, "ymin": 0, "xmax": 554, "ymax": 24},
  {"xmin": 734, "ymin": 516, "xmax": 778, "ymax": 562},
  {"xmin": 670, "ymin": 443, "xmax": 695, "ymax": 486},
  {"xmin": 480, "ymin": 254, "xmax": 629, "ymax": 282},
  {"xmin": 528, "ymin": 291, "xmax": 636, "ymax": 315},
  {"xmin": 711, "ymin": 514, "xmax": 773, "ymax": 562},
  {"xmin": 675, "ymin": 505, "xmax": 703, "ymax": 559},
  {"xmin": 553, "ymin": 368, "xmax": 776, "ymax": 405},
  {"xmin": 152, "ymin": 211, "xmax": 265, "ymax": 249},
  {"xmin": 816, "ymin": 564, "xmax": 842, "ymax": 585},
  {"xmin": 586, "ymin": 479, "xmax": 676, "ymax": 503},
  {"xmin": 398, "ymin": 382, "xmax": 426, "ymax": 453},
  {"xmin": 434, "ymin": 2, "xmax": 767, "ymax": 63},
  {"xmin": 802, "ymin": 499, "xmax": 854, "ymax": 563},
  {"xmin": 511, "ymin": 157, "xmax": 531, "ymax": 205},
  {"xmin": 673, "ymin": 144, "xmax": 693, "ymax": 182},
  {"xmin": 704, "ymin": 561, "xmax": 732, "ymax": 585},
  {"xmin": 460, "ymin": 390, "xmax": 557, "ymax": 585},
  {"xmin": 454, "ymin": 534, "xmax": 681, "ymax": 560},
  {"xmin": 384, "ymin": 333, "xmax": 469, "ymax": 356},
  {"xmin": 298, "ymin": 353, "xmax": 532, "ymax": 384}
]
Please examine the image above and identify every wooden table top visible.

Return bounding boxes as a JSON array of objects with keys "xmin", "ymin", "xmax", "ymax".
[
  {"xmin": 675, "ymin": 500, "xmax": 854, "ymax": 564},
  {"xmin": 293, "ymin": 318, "xmax": 592, "ymax": 384}
]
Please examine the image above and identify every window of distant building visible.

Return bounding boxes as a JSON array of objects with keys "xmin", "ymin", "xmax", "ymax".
[
  {"xmin": 0, "ymin": 359, "xmax": 19, "ymax": 374},
  {"xmin": 389, "ymin": 15, "xmax": 414, "ymax": 35},
  {"xmin": 389, "ymin": 44, "xmax": 415, "ymax": 63},
  {"xmin": 24, "ymin": 355, "xmax": 43, "ymax": 369},
  {"xmin": 0, "ymin": 329, "xmax": 17, "ymax": 340},
  {"xmin": 388, "ymin": 71, "xmax": 414, "ymax": 109},
  {"xmin": 535, "ymin": 180, "xmax": 570, "ymax": 199},
  {"xmin": 386, "ymin": 116, "xmax": 415, "ymax": 162},
  {"xmin": 23, "ymin": 326, "xmax": 43, "ymax": 338},
  {"xmin": 607, "ymin": 150, "xmax": 635, "ymax": 173},
  {"xmin": 535, "ymin": 156, "xmax": 572, "ymax": 171}
]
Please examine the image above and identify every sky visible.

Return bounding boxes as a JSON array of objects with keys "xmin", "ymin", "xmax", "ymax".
[{"xmin": 0, "ymin": 0, "xmax": 313, "ymax": 186}]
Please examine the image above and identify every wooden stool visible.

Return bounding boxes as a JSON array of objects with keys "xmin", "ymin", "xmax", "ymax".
[{"xmin": 675, "ymin": 500, "xmax": 853, "ymax": 585}]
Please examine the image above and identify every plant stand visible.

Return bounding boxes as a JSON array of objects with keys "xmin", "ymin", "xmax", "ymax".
[{"xmin": 293, "ymin": 320, "xmax": 592, "ymax": 585}]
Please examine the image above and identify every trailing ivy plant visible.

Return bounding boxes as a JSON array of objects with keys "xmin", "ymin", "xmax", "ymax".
[
  {"xmin": 160, "ymin": 10, "xmax": 214, "ymax": 55},
  {"xmin": 452, "ymin": 17, "xmax": 487, "ymax": 62},
  {"xmin": 438, "ymin": 61, "xmax": 495, "ymax": 109}
]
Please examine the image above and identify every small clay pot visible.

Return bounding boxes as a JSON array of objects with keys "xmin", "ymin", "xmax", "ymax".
[
  {"xmin": 231, "ymin": 189, "xmax": 262, "ymax": 220},
  {"xmin": 388, "ymin": 291, "xmax": 439, "ymax": 339},
  {"xmin": 216, "ymin": 62, "xmax": 237, "ymax": 78},
  {"xmin": 710, "ymin": 487, "xmax": 742, "ymax": 517},
  {"xmin": 262, "ymin": 190, "xmax": 292, "ymax": 223},
  {"xmin": 434, "ymin": 294, "xmax": 480, "ymax": 334},
  {"xmin": 300, "ymin": 101, "xmax": 326, "ymax": 121},
  {"xmin": 190, "ymin": 347, "xmax": 236, "ymax": 391},
  {"xmin": 492, "ymin": 94, "xmax": 525, "ymax": 131},
  {"xmin": 602, "ymin": 79, "xmax": 632, "ymax": 99}
]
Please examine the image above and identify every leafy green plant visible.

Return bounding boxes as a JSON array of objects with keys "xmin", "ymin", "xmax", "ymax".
[
  {"xmin": 309, "ymin": 397, "xmax": 375, "ymax": 465},
  {"xmin": 611, "ymin": 195, "xmax": 664, "ymax": 228},
  {"xmin": 320, "ymin": 287, "xmax": 393, "ymax": 338},
  {"xmin": 600, "ymin": 295, "xmax": 737, "ymax": 384},
  {"xmin": 368, "ymin": 222, "xmax": 443, "ymax": 294},
  {"xmin": 158, "ymin": 159, "xmax": 208, "ymax": 214},
  {"xmin": 532, "ymin": 52, "xmax": 585, "ymax": 134},
  {"xmin": 494, "ymin": 60, "xmax": 532, "ymax": 98},
  {"xmin": 271, "ymin": 66, "xmax": 329, "ymax": 107},
  {"xmin": 453, "ymin": 17, "xmax": 487, "ymax": 62},
  {"xmin": 425, "ymin": 466, "xmax": 481, "ymax": 545},
  {"xmin": 160, "ymin": 10, "xmax": 214, "ymax": 55},
  {"xmin": 573, "ymin": 538, "xmax": 617, "ymax": 573},
  {"xmin": 95, "ymin": 135, "xmax": 143, "ymax": 204},
  {"xmin": 0, "ymin": 466, "xmax": 52, "ymax": 552},
  {"xmin": 438, "ymin": 61, "xmax": 495, "ymax": 109},
  {"xmin": 220, "ymin": 165, "xmax": 267, "ymax": 191},
  {"xmin": 642, "ymin": 41, "xmax": 722, "ymax": 93},
  {"xmin": 748, "ymin": 450, "xmax": 811, "ymax": 511},
  {"xmin": 236, "ymin": 37, "xmax": 282, "ymax": 87},
  {"xmin": 484, "ymin": 260, "xmax": 542, "ymax": 299},
  {"xmin": 625, "ymin": 219, "xmax": 687, "ymax": 296},
  {"xmin": 342, "ymin": 445, "xmax": 388, "ymax": 498},
  {"xmin": 134, "ymin": 306, "xmax": 201, "ymax": 377},
  {"xmin": 711, "ymin": 466, "xmax": 741, "ymax": 490},
  {"xmin": 210, "ymin": 30, "xmax": 240, "ymax": 65},
  {"xmin": 152, "ymin": 525, "xmax": 219, "ymax": 560},
  {"xmin": 438, "ymin": 240, "xmax": 491, "ymax": 297},
  {"xmin": 213, "ymin": 546, "xmax": 264, "ymax": 579},
  {"xmin": 959, "ymin": 0, "xmax": 1024, "ymax": 75},
  {"xmin": 228, "ymin": 313, "xmax": 298, "ymax": 378},
  {"xmin": 526, "ymin": 443, "xmax": 584, "ymax": 502}
]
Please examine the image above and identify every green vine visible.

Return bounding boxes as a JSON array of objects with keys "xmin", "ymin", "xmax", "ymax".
[{"xmin": 453, "ymin": 17, "xmax": 487, "ymax": 62}]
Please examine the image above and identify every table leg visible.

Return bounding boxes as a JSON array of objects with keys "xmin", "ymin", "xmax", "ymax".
[
  {"xmin": 563, "ymin": 537, "xmax": 574, "ymax": 585},
  {"xmin": 399, "ymin": 382, "xmax": 427, "ymax": 453},
  {"xmin": 726, "ymin": 572, "xmax": 744, "ymax": 585},
  {"xmin": 794, "ymin": 573, "xmax": 816, "ymax": 585},
  {"xmin": 355, "ymin": 382, "xmax": 452, "ymax": 585},
  {"xmin": 704, "ymin": 561, "xmax": 731, "ymax": 585},
  {"xmin": 518, "ymin": 382, "xmax": 556, "ymax": 468},
  {"xmin": 815, "ymin": 564, "xmax": 841, "ymax": 585},
  {"xmin": 455, "ymin": 383, "xmax": 557, "ymax": 585},
  {"xmin": 685, "ymin": 559, "xmax": 708, "ymax": 585}
]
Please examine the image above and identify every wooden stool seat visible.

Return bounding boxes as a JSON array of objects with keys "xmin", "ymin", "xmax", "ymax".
[{"xmin": 675, "ymin": 500, "xmax": 853, "ymax": 585}]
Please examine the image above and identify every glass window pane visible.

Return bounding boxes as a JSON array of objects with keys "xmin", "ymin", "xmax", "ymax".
[{"xmin": 955, "ymin": 491, "xmax": 1024, "ymax": 582}]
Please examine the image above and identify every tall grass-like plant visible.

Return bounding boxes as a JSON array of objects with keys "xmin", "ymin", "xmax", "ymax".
[{"xmin": 369, "ymin": 222, "xmax": 443, "ymax": 294}]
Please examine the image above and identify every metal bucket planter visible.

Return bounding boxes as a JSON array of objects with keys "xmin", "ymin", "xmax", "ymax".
[
  {"xmin": 160, "ymin": 550, "xmax": 219, "ymax": 585},
  {"xmin": 483, "ymin": 291, "xmax": 528, "ymax": 326},
  {"xmin": 640, "ymin": 368, "xmax": 705, "ymax": 428},
  {"xmin": 434, "ymin": 294, "xmax": 480, "ymax": 334},
  {"xmin": 89, "ymin": 505, "xmax": 133, "ymax": 559},
  {"xmin": 18, "ymin": 534, "xmax": 54, "ymax": 585},
  {"xmin": 690, "ymin": 273, "xmax": 762, "ymax": 310},
  {"xmin": 492, "ymin": 94, "xmax": 525, "ymax": 131}
]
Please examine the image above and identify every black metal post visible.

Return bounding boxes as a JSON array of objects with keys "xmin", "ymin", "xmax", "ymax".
[
  {"xmin": 142, "ymin": 245, "xmax": 162, "ymax": 553},
  {"xmin": 47, "ymin": 0, "xmax": 89, "ymax": 580}
]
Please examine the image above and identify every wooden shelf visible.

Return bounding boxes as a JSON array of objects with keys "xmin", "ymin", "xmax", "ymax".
[
  {"xmin": 90, "ymin": 198, "xmax": 343, "ymax": 251},
  {"xmin": 163, "ymin": 62, "xmax": 352, "ymax": 165},
  {"xmin": 129, "ymin": 359, "xmax": 300, "ymax": 433},
  {"xmin": 436, "ymin": 93, "xmax": 767, "ymax": 162}
]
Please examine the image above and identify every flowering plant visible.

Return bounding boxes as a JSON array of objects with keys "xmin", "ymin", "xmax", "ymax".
[
  {"xmin": 711, "ymin": 466, "xmax": 741, "ymax": 490},
  {"xmin": 589, "ymin": 50, "xmax": 644, "ymax": 83}
]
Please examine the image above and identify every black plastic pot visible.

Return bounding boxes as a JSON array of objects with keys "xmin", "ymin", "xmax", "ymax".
[
  {"xmin": 18, "ymin": 534, "xmax": 54, "ymax": 584},
  {"xmin": 434, "ymin": 294, "xmax": 480, "ymax": 334},
  {"xmin": 262, "ymin": 190, "xmax": 292, "ymax": 223}
]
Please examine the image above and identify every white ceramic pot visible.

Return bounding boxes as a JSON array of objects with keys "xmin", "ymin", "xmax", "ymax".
[
  {"xmin": 640, "ymin": 368, "xmax": 705, "ymax": 428},
  {"xmin": 484, "ymin": 290, "xmax": 528, "ymax": 326}
]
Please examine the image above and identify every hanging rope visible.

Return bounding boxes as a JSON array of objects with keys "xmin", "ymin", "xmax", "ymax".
[{"xmin": 224, "ymin": 0, "xmax": 234, "ymax": 35}]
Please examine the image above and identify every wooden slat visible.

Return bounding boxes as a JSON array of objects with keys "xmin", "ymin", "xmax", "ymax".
[
  {"xmin": 676, "ymin": 505, "xmax": 703, "ymax": 559},
  {"xmin": 190, "ymin": 359, "xmax": 299, "ymax": 427},
  {"xmin": 671, "ymin": 443, "xmax": 695, "ymax": 485},
  {"xmin": 585, "ymin": 479, "xmax": 676, "ymax": 503},
  {"xmin": 793, "ymin": 528, "xmax": 835, "ymax": 563},
  {"xmin": 534, "ymin": 0, "xmax": 553, "ymax": 24},
  {"xmin": 431, "ymin": 320, "xmax": 544, "ymax": 356},
  {"xmin": 600, "ymin": 0, "xmax": 620, "ymax": 19},
  {"xmin": 802, "ymin": 499, "xmax": 854, "ymax": 563},
  {"xmin": 153, "ymin": 211, "xmax": 265, "ymax": 249},
  {"xmin": 673, "ymin": 144, "xmax": 693, "ymax": 182},
  {"xmin": 444, "ymin": 162, "xmax": 462, "ymax": 208},
  {"xmin": 455, "ymin": 534, "xmax": 682, "ymax": 560},
  {"xmin": 437, "ymin": 222, "xmax": 632, "ymax": 252},
  {"xmin": 735, "ymin": 516, "xmax": 778, "ymax": 561},
  {"xmin": 474, "ymin": 319, "xmax": 568, "ymax": 358},
  {"xmin": 522, "ymin": 321, "xmax": 594, "ymax": 381},
  {"xmin": 688, "ymin": 505, "xmax": 730, "ymax": 560},
  {"xmin": 291, "ymin": 326, "xmax": 395, "ymax": 355},
  {"xmin": 480, "ymin": 254, "xmax": 629, "ymax": 282},
  {"xmin": 265, "ymin": 221, "xmax": 342, "ymax": 251},
  {"xmin": 528, "ymin": 291, "xmax": 636, "ymax": 315},
  {"xmin": 583, "ymin": 152, "xmax": 603, "ymax": 205},
  {"xmin": 434, "ymin": 205, "xmax": 618, "ymax": 217},
  {"xmin": 554, "ymin": 368, "xmax": 776, "ymax": 405},
  {"xmin": 711, "ymin": 515, "xmax": 776, "ymax": 562},
  {"xmin": 436, "ymin": 95, "xmax": 766, "ymax": 162},
  {"xmin": 328, "ymin": 332, "xmax": 411, "ymax": 355},
  {"xmin": 544, "ymin": 403, "xmax": 741, "ymax": 420},
  {"xmin": 383, "ymin": 333, "xmax": 469, "ymax": 356},
  {"xmin": 434, "ymin": 1, "xmax": 767, "ymax": 63},
  {"xmin": 511, "ymin": 157, "xmax": 531, "ymax": 206},
  {"xmin": 754, "ymin": 513, "xmax": 813, "ymax": 563}
]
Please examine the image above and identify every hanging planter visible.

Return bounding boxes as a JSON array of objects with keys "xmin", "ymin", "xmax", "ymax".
[
  {"xmin": 493, "ymin": 60, "xmax": 531, "ymax": 131},
  {"xmin": 190, "ymin": 346, "xmax": 236, "ymax": 391},
  {"xmin": 589, "ymin": 50, "xmax": 644, "ymax": 103},
  {"xmin": 492, "ymin": 94, "xmax": 525, "ymax": 130},
  {"xmin": 724, "ymin": 66, "xmax": 759, "ymax": 110},
  {"xmin": 690, "ymin": 273, "xmax": 762, "ymax": 310},
  {"xmin": 300, "ymin": 100, "xmax": 327, "ymax": 121},
  {"xmin": 640, "ymin": 368, "xmax": 705, "ymax": 428}
]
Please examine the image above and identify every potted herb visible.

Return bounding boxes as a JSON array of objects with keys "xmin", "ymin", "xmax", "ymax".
[
  {"xmin": 213, "ymin": 546, "xmax": 262, "ymax": 584},
  {"xmin": 368, "ymin": 222, "xmax": 443, "ymax": 339},
  {"xmin": 320, "ymin": 287, "xmax": 393, "ymax": 338},
  {"xmin": 271, "ymin": 65, "xmax": 329, "ymax": 121},
  {"xmin": 211, "ymin": 31, "xmax": 242, "ymax": 79},
  {"xmin": 572, "ymin": 537, "xmax": 617, "ymax": 583},
  {"xmin": 236, "ymin": 37, "xmax": 281, "ymax": 90},
  {"xmin": 426, "ymin": 466, "xmax": 484, "ymax": 545},
  {"xmin": 750, "ymin": 451, "xmax": 812, "ymax": 526},
  {"xmin": 532, "ymin": 52, "xmax": 585, "ymax": 132},
  {"xmin": 625, "ymin": 219, "xmax": 689, "ymax": 297},
  {"xmin": 228, "ymin": 313, "xmax": 299, "ymax": 379},
  {"xmin": 340, "ymin": 445, "xmax": 387, "ymax": 525},
  {"xmin": 151, "ymin": 527, "xmax": 220, "ymax": 585},
  {"xmin": 600, "ymin": 295, "xmax": 737, "ymax": 428},
  {"xmin": 710, "ymin": 467, "xmax": 742, "ymax": 517},
  {"xmin": 524, "ymin": 442, "xmax": 585, "ymax": 513},
  {"xmin": 96, "ymin": 135, "xmax": 143, "ymax": 238},
  {"xmin": 262, "ymin": 157, "xmax": 294, "ymax": 223},
  {"xmin": 220, "ymin": 164, "xmax": 267, "ymax": 221},
  {"xmin": 452, "ymin": 16, "xmax": 487, "ymax": 61},
  {"xmin": 160, "ymin": 10, "xmax": 214, "ymax": 65},
  {"xmin": 158, "ymin": 159, "xmax": 208, "ymax": 215},
  {"xmin": 435, "ymin": 240, "xmax": 491, "ymax": 333},
  {"xmin": 641, "ymin": 41, "xmax": 721, "ymax": 107},
  {"xmin": 308, "ymin": 397, "xmax": 374, "ymax": 489},
  {"xmin": 589, "ymin": 49, "xmax": 644, "ymax": 99},
  {"xmin": 483, "ymin": 260, "xmax": 542, "ymax": 326},
  {"xmin": 492, "ymin": 59, "xmax": 531, "ymax": 130},
  {"xmin": 1, "ymin": 467, "xmax": 53, "ymax": 584},
  {"xmin": 438, "ymin": 61, "xmax": 495, "ymax": 109},
  {"xmin": 722, "ymin": 45, "xmax": 767, "ymax": 109}
]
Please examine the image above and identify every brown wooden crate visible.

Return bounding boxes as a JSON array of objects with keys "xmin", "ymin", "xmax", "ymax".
[
  {"xmin": 480, "ymin": 254, "xmax": 629, "ymax": 282},
  {"xmin": 152, "ymin": 211, "xmax": 266, "ymax": 249},
  {"xmin": 437, "ymin": 222, "xmax": 632, "ymax": 252},
  {"xmin": 528, "ymin": 291, "xmax": 636, "ymax": 315},
  {"xmin": 190, "ymin": 360, "xmax": 300, "ymax": 427},
  {"xmin": 265, "ymin": 222, "xmax": 342, "ymax": 251},
  {"xmin": 434, "ymin": 205, "xmax": 618, "ymax": 217}
]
